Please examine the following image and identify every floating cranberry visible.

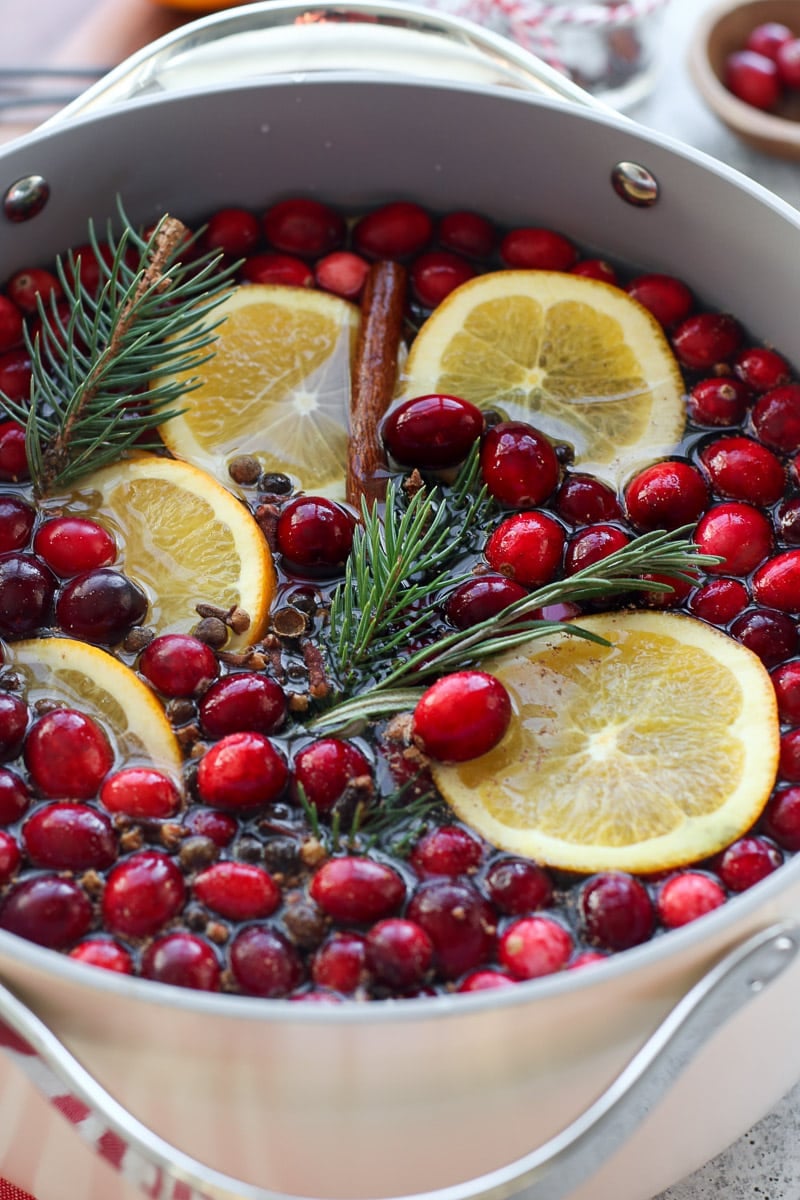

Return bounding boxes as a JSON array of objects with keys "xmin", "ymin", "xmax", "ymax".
[
  {"xmin": 382, "ymin": 394, "xmax": 483, "ymax": 469},
  {"xmin": 142, "ymin": 932, "xmax": 221, "ymax": 991},
  {"xmin": 777, "ymin": 37, "xmax": 800, "ymax": 86},
  {"xmin": 657, "ymin": 872, "xmax": 726, "ymax": 928},
  {"xmin": 0, "ymin": 495, "xmax": 34, "ymax": 555},
  {"xmin": 725, "ymin": 49, "xmax": 782, "ymax": 109},
  {"xmin": 292, "ymin": 738, "xmax": 371, "ymax": 814},
  {"xmin": 444, "ymin": 575, "xmax": 528, "ymax": 630},
  {"xmin": 569, "ymin": 951, "xmax": 608, "ymax": 970},
  {"xmin": 485, "ymin": 511, "xmax": 565, "ymax": 585},
  {"xmin": 196, "ymin": 731, "xmax": 288, "ymax": 810},
  {"xmin": 771, "ymin": 660, "xmax": 800, "ymax": 723},
  {"xmin": 229, "ymin": 926, "xmax": 304, "ymax": 997},
  {"xmin": 565, "ymin": 524, "xmax": 630, "ymax": 574},
  {"xmin": 457, "ymin": 969, "xmax": 516, "ymax": 991},
  {"xmin": 410, "ymin": 825, "xmax": 483, "ymax": 878},
  {"xmin": 0, "ymin": 768, "xmax": 30, "ymax": 823},
  {"xmin": 734, "ymin": 346, "xmax": 791, "ymax": 392},
  {"xmin": 66, "ymin": 240, "xmax": 140, "ymax": 294},
  {"xmin": 99, "ymin": 767, "xmax": 181, "ymax": 819},
  {"xmin": 314, "ymin": 251, "xmax": 369, "ymax": 300},
  {"xmin": 263, "ymin": 198, "xmax": 345, "ymax": 258},
  {"xmin": 0, "ymin": 832, "xmax": 20, "ymax": 884},
  {"xmin": 200, "ymin": 673, "xmax": 286, "ymax": 737},
  {"xmin": 480, "ymin": 421, "xmax": 560, "ymax": 508},
  {"xmin": 69, "ymin": 938, "xmax": 133, "ymax": 974},
  {"xmin": 753, "ymin": 551, "xmax": 800, "ymax": 611},
  {"xmin": 275, "ymin": 496, "xmax": 355, "ymax": 576},
  {"xmin": 0, "ymin": 552, "xmax": 55, "ymax": 636},
  {"xmin": 554, "ymin": 474, "xmax": 621, "ymax": 524},
  {"xmin": 687, "ymin": 377, "xmax": 752, "ymax": 427},
  {"xmin": 0, "ymin": 359, "xmax": 31, "ymax": 411},
  {"xmin": 780, "ymin": 728, "xmax": 800, "ymax": 781},
  {"xmin": 624, "ymin": 461, "xmax": 709, "ymax": 532},
  {"xmin": 365, "ymin": 918, "xmax": 434, "ymax": 989},
  {"xmin": 689, "ymin": 578, "xmax": 749, "ymax": 625},
  {"xmin": 762, "ymin": 787, "xmax": 800, "ymax": 851},
  {"xmin": 694, "ymin": 502, "xmax": 773, "ymax": 574},
  {"xmin": 639, "ymin": 571, "xmax": 696, "ymax": 610},
  {"xmin": 730, "ymin": 607, "xmax": 798, "ymax": 666},
  {"xmin": 25, "ymin": 709, "xmax": 112, "ymax": 799},
  {"xmin": 353, "ymin": 202, "xmax": 432, "ymax": 260},
  {"xmin": 499, "ymin": 916, "xmax": 573, "ymax": 979},
  {"xmin": 102, "ymin": 851, "xmax": 185, "ymax": 937},
  {"xmin": 699, "ymin": 436, "xmax": 785, "ymax": 504},
  {"xmin": 33, "ymin": 517, "xmax": 116, "ymax": 577},
  {"xmin": 580, "ymin": 873, "xmax": 655, "ymax": 950},
  {"xmin": 714, "ymin": 836, "xmax": 782, "ymax": 891},
  {"xmin": 485, "ymin": 857, "xmax": 553, "ymax": 914},
  {"xmin": 746, "ymin": 21, "xmax": 794, "ymax": 59},
  {"xmin": 7, "ymin": 266, "xmax": 61, "ymax": 315},
  {"xmin": 626, "ymin": 274, "xmax": 692, "ymax": 328},
  {"xmin": 752, "ymin": 384, "xmax": 800, "ymax": 453},
  {"xmin": 411, "ymin": 251, "xmax": 475, "ymax": 308},
  {"xmin": 194, "ymin": 862, "xmax": 280, "ymax": 920},
  {"xmin": 412, "ymin": 670, "xmax": 511, "ymax": 763},
  {"xmin": 138, "ymin": 634, "xmax": 219, "ymax": 698},
  {"xmin": 571, "ymin": 259, "xmax": 618, "ymax": 284},
  {"xmin": 239, "ymin": 253, "xmax": 314, "ymax": 288},
  {"xmin": 56, "ymin": 567, "xmax": 148, "ymax": 644},
  {"xmin": 201, "ymin": 207, "xmax": 261, "ymax": 258},
  {"xmin": 438, "ymin": 211, "xmax": 496, "ymax": 259},
  {"xmin": 183, "ymin": 807, "xmax": 237, "ymax": 847},
  {"xmin": 0, "ymin": 694, "xmax": 27, "ymax": 760},
  {"xmin": 0, "ymin": 296, "xmax": 23, "ymax": 352},
  {"xmin": 672, "ymin": 312, "xmax": 743, "ymax": 370},
  {"xmin": 499, "ymin": 227, "xmax": 577, "ymax": 271},
  {"xmin": 23, "ymin": 803, "xmax": 117, "ymax": 870},
  {"xmin": 310, "ymin": 857, "xmax": 405, "ymax": 923},
  {"xmin": 311, "ymin": 932, "xmax": 367, "ymax": 993},
  {"xmin": 0, "ymin": 875, "xmax": 91, "ymax": 948},
  {"xmin": 406, "ymin": 879, "xmax": 496, "ymax": 980}
]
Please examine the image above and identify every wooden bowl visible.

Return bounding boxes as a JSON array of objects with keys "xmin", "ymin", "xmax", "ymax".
[{"xmin": 688, "ymin": 0, "xmax": 800, "ymax": 159}]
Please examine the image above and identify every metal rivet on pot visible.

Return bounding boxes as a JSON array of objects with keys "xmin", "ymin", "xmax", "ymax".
[
  {"xmin": 611, "ymin": 162, "xmax": 659, "ymax": 207},
  {"xmin": 3, "ymin": 175, "xmax": 50, "ymax": 223}
]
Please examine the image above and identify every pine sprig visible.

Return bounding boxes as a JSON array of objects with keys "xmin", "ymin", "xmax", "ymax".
[{"xmin": 0, "ymin": 202, "xmax": 237, "ymax": 496}]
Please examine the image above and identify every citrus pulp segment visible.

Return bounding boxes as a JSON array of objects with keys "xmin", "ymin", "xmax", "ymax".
[
  {"xmin": 6, "ymin": 637, "xmax": 182, "ymax": 775},
  {"xmin": 433, "ymin": 611, "xmax": 780, "ymax": 874},
  {"xmin": 399, "ymin": 271, "xmax": 686, "ymax": 487},
  {"xmin": 156, "ymin": 284, "xmax": 361, "ymax": 496},
  {"xmin": 61, "ymin": 456, "xmax": 275, "ymax": 649}
]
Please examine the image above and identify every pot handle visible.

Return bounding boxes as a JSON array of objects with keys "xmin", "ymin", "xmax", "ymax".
[
  {"xmin": 0, "ymin": 921, "xmax": 796, "ymax": 1200},
  {"xmin": 44, "ymin": 0, "xmax": 615, "ymax": 130}
]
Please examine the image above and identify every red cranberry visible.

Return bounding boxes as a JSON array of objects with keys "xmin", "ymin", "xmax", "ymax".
[
  {"xmin": 412, "ymin": 671, "xmax": 511, "ymax": 763},
  {"xmin": 0, "ymin": 768, "xmax": 30, "ymax": 823},
  {"xmin": 624, "ymin": 461, "xmax": 709, "ymax": 532},
  {"xmin": 725, "ymin": 50, "xmax": 781, "ymax": 110},
  {"xmin": 437, "ymin": 211, "xmax": 496, "ymax": 259},
  {"xmin": 570, "ymin": 951, "xmax": 608, "ymax": 969},
  {"xmin": 314, "ymin": 251, "xmax": 369, "ymax": 300},
  {"xmin": 457, "ymin": 969, "xmax": 516, "ymax": 991},
  {"xmin": 528, "ymin": 600, "xmax": 582, "ymax": 621},
  {"xmin": 485, "ymin": 511, "xmax": 565, "ymax": 585},
  {"xmin": 499, "ymin": 915, "xmax": 573, "ymax": 979},
  {"xmin": 66, "ymin": 240, "xmax": 140, "ymax": 294},
  {"xmin": 687, "ymin": 377, "xmax": 752, "ymax": 427},
  {"xmin": 292, "ymin": 738, "xmax": 371, "ymax": 814},
  {"xmin": 571, "ymin": 259, "xmax": 618, "ymax": 284},
  {"xmin": 199, "ymin": 673, "xmax": 286, "ymax": 737},
  {"xmin": 411, "ymin": 251, "xmax": 475, "ymax": 308},
  {"xmin": 0, "ymin": 875, "xmax": 91, "ymax": 948},
  {"xmin": 142, "ymin": 932, "xmax": 221, "ymax": 991},
  {"xmin": 777, "ymin": 37, "xmax": 800, "ymax": 86},
  {"xmin": 0, "ymin": 494, "xmax": 34, "ymax": 553},
  {"xmin": 23, "ymin": 803, "xmax": 116, "ymax": 870},
  {"xmin": 731, "ymin": 607, "xmax": 798, "ymax": 665},
  {"xmin": 229, "ymin": 926, "xmax": 303, "ymax": 997},
  {"xmin": 485, "ymin": 858, "xmax": 553, "ymax": 914},
  {"xmin": 365, "ymin": 918, "xmax": 434, "ymax": 989},
  {"xmin": 0, "ymin": 360, "xmax": 32, "ymax": 411},
  {"xmin": 565, "ymin": 524, "xmax": 630, "ymax": 574},
  {"xmin": 445, "ymin": 575, "xmax": 528, "ymax": 630},
  {"xmin": 353, "ymin": 202, "xmax": 432, "ymax": 260},
  {"xmin": 580, "ymin": 873, "xmax": 655, "ymax": 950},
  {"xmin": 201, "ymin": 207, "xmax": 261, "ymax": 258},
  {"xmin": 734, "ymin": 347, "xmax": 791, "ymax": 392},
  {"xmin": 25, "ymin": 709, "xmax": 112, "ymax": 799},
  {"xmin": 480, "ymin": 422, "xmax": 560, "ymax": 508},
  {"xmin": 7, "ymin": 267, "xmax": 61, "ymax": 315},
  {"xmin": 0, "ymin": 296, "xmax": 23, "ymax": 352},
  {"xmin": 626, "ymin": 274, "xmax": 693, "ymax": 328},
  {"xmin": 99, "ymin": 767, "xmax": 181, "ymax": 819},
  {"xmin": 312, "ymin": 932, "xmax": 367, "ymax": 992},
  {"xmin": 714, "ymin": 836, "xmax": 782, "ymax": 891},
  {"xmin": 382, "ymin": 394, "xmax": 483, "ymax": 469},
  {"xmin": 762, "ymin": 787, "xmax": 800, "ymax": 850},
  {"xmin": 0, "ymin": 832, "xmax": 20, "ymax": 884},
  {"xmin": 694, "ymin": 502, "xmax": 773, "ymax": 574},
  {"xmin": 0, "ymin": 552, "xmax": 55, "ymax": 636},
  {"xmin": 196, "ymin": 732, "xmax": 288, "ymax": 810},
  {"xmin": 275, "ymin": 496, "xmax": 355, "ymax": 575},
  {"xmin": 239, "ymin": 253, "xmax": 314, "ymax": 288},
  {"xmin": 689, "ymin": 578, "xmax": 749, "ymax": 624},
  {"xmin": 554, "ymin": 475, "xmax": 621, "ymax": 524},
  {"xmin": 638, "ymin": 570, "xmax": 696, "ymax": 609},
  {"xmin": 0, "ymin": 694, "xmax": 28, "ymax": 760},
  {"xmin": 33, "ymin": 517, "xmax": 116, "ymax": 577},
  {"xmin": 657, "ymin": 872, "xmax": 726, "ymax": 928},
  {"xmin": 102, "ymin": 851, "xmax": 185, "ymax": 937},
  {"xmin": 138, "ymin": 634, "xmax": 218, "ymax": 698},
  {"xmin": 56, "ymin": 567, "xmax": 148, "ymax": 644},
  {"xmin": 263, "ymin": 198, "xmax": 344, "ymax": 258},
  {"xmin": 752, "ymin": 384, "xmax": 800, "ymax": 453},
  {"xmin": 194, "ymin": 861, "xmax": 280, "ymax": 920},
  {"xmin": 69, "ymin": 938, "xmax": 133, "ymax": 974},
  {"xmin": 746, "ymin": 21, "xmax": 794, "ymax": 59},
  {"xmin": 780, "ymin": 728, "xmax": 800, "ymax": 781},
  {"xmin": 410, "ymin": 825, "xmax": 483, "ymax": 878},
  {"xmin": 406, "ymin": 879, "xmax": 496, "ymax": 980},
  {"xmin": 672, "ymin": 312, "xmax": 743, "ymax": 370},
  {"xmin": 183, "ymin": 807, "xmax": 237, "ymax": 847},
  {"xmin": 310, "ymin": 857, "xmax": 405, "ymax": 923},
  {"xmin": 771, "ymin": 660, "xmax": 800, "ymax": 722},
  {"xmin": 499, "ymin": 227, "xmax": 577, "ymax": 271},
  {"xmin": 699, "ymin": 436, "xmax": 785, "ymax": 504},
  {"xmin": 753, "ymin": 551, "xmax": 800, "ymax": 611}
]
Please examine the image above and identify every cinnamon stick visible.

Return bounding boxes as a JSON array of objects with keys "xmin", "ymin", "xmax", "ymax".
[{"xmin": 346, "ymin": 260, "xmax": 407, "ymax": 511}]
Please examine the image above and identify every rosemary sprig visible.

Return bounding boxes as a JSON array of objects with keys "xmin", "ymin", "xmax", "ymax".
[
  {"xmin": 298, "ymin": 775, "xmax": 440, "ymax": 855},
  {"xmin": 0, "ymin": 201, "xmax": 237, "ymax": 496}
]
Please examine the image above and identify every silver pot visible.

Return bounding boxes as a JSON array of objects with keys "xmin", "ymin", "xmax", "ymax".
[{"xmin": 1, "ymin": 7, "xmax": 799, "ymax": 1200}]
